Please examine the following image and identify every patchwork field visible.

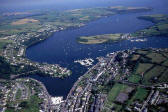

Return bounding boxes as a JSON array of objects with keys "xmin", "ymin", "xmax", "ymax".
[
  {"xmin": 106, "ymin": 83, "xmax": 129, "ymax": 103},
  {"xmin": 103, "ymin": 83, "xmax": 149, "ymax": 112},
  {"xmin": 127, "ymin": 49, "xmax": 168, "ymax": 85},
  {"xmin": 143, "ymin": 65, "xmax": 166, "ymax": 84},
  {"xmin": 104, "ymin": 83, "xmax": 133, "ymax": 112},
  {"xmin": 146, "ymin": 52, "xmax": 166, "ymax": 63}
]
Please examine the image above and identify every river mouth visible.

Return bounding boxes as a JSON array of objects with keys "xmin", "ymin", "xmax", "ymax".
[{"xmin": 26, "ymin": 0, "xmax": 168, "ymax": 99}]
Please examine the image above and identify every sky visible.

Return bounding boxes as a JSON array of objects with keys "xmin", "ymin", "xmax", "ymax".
[
  {"xmin": 0, "ymin": 0, "xmax": 117, "ymax": 12},
  {"xmin": 0, "ymin": 0, "xmax": 72, "ymax": 6},
  {"xmin": 0, "ymin": 0, "xmax": 104, "ymax": 6},
  {"xmin": 2, "ymin": 0, "xmax": 167, "ymax": 13}
]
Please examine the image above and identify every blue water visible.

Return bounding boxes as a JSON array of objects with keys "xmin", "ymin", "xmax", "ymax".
[{"xmin": 25, "ymin": 0, "xmax": 168, "ymax": 98}]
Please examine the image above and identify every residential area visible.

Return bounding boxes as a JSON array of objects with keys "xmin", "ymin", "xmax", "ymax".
[
  {"xmin": 0, "ymin": 24, "xmax": 71, "ymax": 78},
  {"xmin": 0, "ymin": 78, "xmax": 64, "ymax": 112},
  {"xmin": 60, "ymin": 48, "xmax": 168, "ymax": 112}
]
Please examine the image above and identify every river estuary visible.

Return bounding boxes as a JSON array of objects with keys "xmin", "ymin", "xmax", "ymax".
[{"xmin": 25, "ymin": 0, "xmax": 168, "ymax": 98}]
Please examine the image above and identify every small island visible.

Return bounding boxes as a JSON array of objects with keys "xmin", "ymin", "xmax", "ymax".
[{"xmin": 77, "ymin": 34, "xmax": 123, "ymax": 44}]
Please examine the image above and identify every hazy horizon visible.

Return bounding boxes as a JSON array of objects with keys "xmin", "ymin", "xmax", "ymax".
[
  {"xmin": 0, "ymin": 0, "xmax": 167, "ymax": 14},
  {"xmin": 0, "ymin": 0, "xmax": 151, "ymax": 12}
]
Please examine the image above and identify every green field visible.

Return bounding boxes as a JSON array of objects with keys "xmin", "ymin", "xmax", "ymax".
[
  {"xmin": 77, "ymin": 34, "xmax": 122, "ymax": 44},
  {"xmin": 106, "ymin": 83, "xmax": 129, "ymax": 103},
  {"xmin": 135, "ymin": 63, "xmax": 153, "ymax": 75},
  {"xmin": 131, "ymin": 87, "xmax": 148, "ymax": 102},
  {"xmin": 128, "ymin": 74, "xmax": 141, "ymax": 83},
  {"xmin": 103, "ymin": 83, "xmax": 149, "ymax": 112},
  {"xmin": 159, "ymin": 69, "xmax": 168, "ymax": 82},
  {"xmin": 127, "ymin": 87, "xmax": 148, "ymax": 108},
  {"xmin": 103, "ymin": 83, "xmax": 129, "ymax": 111},
  {"xmin": 143, "ymin": 65, "xmax": 166, "ymax": 84},
  {"xmin": 146, "ymin": 52, "xmax": 166, "ymax": 63}
]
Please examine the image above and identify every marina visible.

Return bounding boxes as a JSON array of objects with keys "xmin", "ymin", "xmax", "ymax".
[{"xmin": 74, "ymin": 58, "xmax": 94, "ymax": 67}]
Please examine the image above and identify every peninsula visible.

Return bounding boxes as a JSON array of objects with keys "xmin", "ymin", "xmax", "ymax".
[
  {"xmin": 132, "ymin": 14, "xmax": 168, "ymax": 37},
  {"xmin": 77, "ymin": 14, "xmax": 168, "ymax": 44}
]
